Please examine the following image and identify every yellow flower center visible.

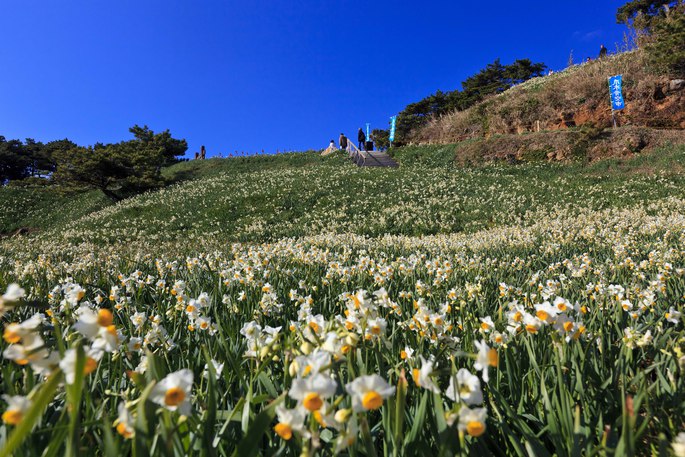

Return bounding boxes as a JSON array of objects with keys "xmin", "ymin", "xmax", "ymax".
[
  {"xmin": 274, "ymin": 422, "xmax": 292, "ymax": 440},
  {"xmin": 97, "ymin": 309, "xmax": 114, "ymax": 327},
  {"xmin": 466, "ymin": 420, "xmax": 485, "ymax": 437},
  {"xmin": 106, "ymin": 325, "xmax": 118, "ymax": 337},
  {"xmin": 116, "ymin": 422, "xmax": 133, "ymax": 439},
  {"xmin": 164, "ymin": 387, "xmax": 186, "ymax": 406},
  {"xmin": 525, "ymin": 324, "xmax": 538, "ymax": 334},
  {"xmin": 488, "ymin": 349, "xmax": 498, "ymax": 367},
  {"xmin": 308, "ymin": 321, "xmax": 320, "ymax": 333},
  {"xmin": 2, "ymin": 409, "xmax": 23, "ymax": 425},
  {"xmin": 84, "ymin": 357, "xmax": 98, "ymax": 375},
  {"xmin": 362, "ymin": 391, "xmax": 383, "ymax": 410},
  {"xmin": 412, "ymin": 368, "xmax": 421, "ymax": 386},
  {"xmin": 303, "ymin": 392, "xmax": 323, "ymax": 411},
  {"xmin": 480, "ymin": 322, "xmax": 490, "ymax": 330},
  {"xmin": 400, "ymin": 350, "xmax": 408, "ymax": 359},
  {"xmin": 3, "ymin": 327, "xmax": 21, "ymax": 344},
  {"xmin": 536, "ymin": 311, "xmax": 549, "ymax": 321},
  {"xmin": 15, "ymin": 358, "xmax": 29, "ymax": 366},
  {"xmin": 513, "ymin": 312, "xmax": 522, "ymax": 322},
  {"xmin": 185, "ymin": 305, "xmax": 196, "ymax": 313},
  {"xmin": 563, "ymin": 321, "xmax": 574, "ymax": 332},
  {"xmin": 371, "ymin": 325, "xmax": 381, "ymax": 335}
]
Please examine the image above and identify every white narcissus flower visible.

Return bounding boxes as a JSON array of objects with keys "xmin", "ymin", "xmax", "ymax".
[
  {"xmin": 3, "ymin": 333, "xmax": 58, "ymax": 374},
  {"xmin": 203, "ymin": 359, "xmax": 224, "ymax": 380},
  {"xmin": 474, "ymin": 340, "xmax": 498, "ymax": 384},
  {"xmin": 446, "ymin": 369, "xmax": 483, "ymax": 405},
  {"xmin": 458, "ymin": 406, "xmax": 487, "ymax": 437},
  {"xmin": 0, "ymin": 283, "xmax": 26, "ymax": 316},
  {"xmin": 2, "ymin": 394, "xmax": 31, "ymax": 425},
  {"xmin": 672, "ymin": 432, "xmax": 685, "ymax": 457},
  {"xmin": 59, "ymin": 346, "xmax": 103, "ymax": 384},
  {"xmin": 412, "ymin": 356, "xmax": 440, "ymax": 393},
  {"xmin": 534, "ymin": 302, "xmax": 559, "ymax": 324},
  {"xmin": 130, "ymin": 312, "xmax": 147, "ymax": 330},
  {"xmin": 3, "ymin": 313, "xmax": 45, "ymax": 344},
  {"xmin": 666, "ymin": 307, "xmax": 682, "ymax": 325},
  {"xmin": 345, "ymin": 374, "xmax": 395, "ymax": 412},
  {"xmin": 479, "ymin": 316, "xmax": 495, "ymax": 332},
  {"xmin": 400, "ymin": 346, "xmax": 414, "ymax": 361},
  {"xmin": 127, "ymin": 337, "xmax": 143, "ymax": 352},
  {"xmin": 115, "ymin": 403, "xmax": 135, "ymax": 439},
  {"xmin": 288, "ymin": 373, "xmax": 337, "ymax": 412},
  {"xmin": 73, "ymin": 307, "xmax": 120, "ymax": 352},
  {"xmin": 273, "ymin": 405, "xmax": 306, "ymax": 441},
  {"xmin": 2, "ymin": 283, "xmax": 26, "ymax": 303},
  {"xmin": 135, "ymin": 355, "xmax": 148, "ymax": 374},
  {"xmin": 150, "ymin": 369, "xmax": 194, "ymax": 415},
  {"xmin": 294, "ymin": 351, "xmax": 331, "ymax": 378}
]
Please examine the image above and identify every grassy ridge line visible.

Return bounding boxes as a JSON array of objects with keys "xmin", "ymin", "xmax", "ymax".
[{"xmin": 0, "ymin": 151, "xmax": 333, "ymax": 235}]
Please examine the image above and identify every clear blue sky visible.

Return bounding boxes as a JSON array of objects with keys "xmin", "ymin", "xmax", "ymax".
[{"xmin": 1, "ymin": 1, "xmax": 629, "ymax": 157}]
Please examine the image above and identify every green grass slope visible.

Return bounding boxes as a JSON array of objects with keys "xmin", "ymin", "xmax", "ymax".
[{"xmin": 2, "ymin": 143, "xmax": 684, "ymax": 255}]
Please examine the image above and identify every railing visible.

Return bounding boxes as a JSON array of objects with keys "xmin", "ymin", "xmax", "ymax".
[{"xmin": 345, "ymin": 142, "xmax": 368, "ymax": 166}]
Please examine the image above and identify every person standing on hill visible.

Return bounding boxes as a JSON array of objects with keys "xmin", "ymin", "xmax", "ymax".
[
  {"xmin": 357, "ymin": 128, "xmax": 366, "ymax": 150},
  {"xmin": 599, "ymin": 44, "xmax": 608, "ymax": 59},
  {"xmin": 339, "ymin": 133, "xmax": 348, "ymax": 150}
]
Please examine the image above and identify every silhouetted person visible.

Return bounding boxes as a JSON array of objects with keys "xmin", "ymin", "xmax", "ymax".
[
  {"xmin": 200, "ymin": 145, "xmax": 206, "ymax": 159},
  {"xmin": 599, "ymin": 44, "xmax": 607, "ymax": 59},
  {"xmin": 339, "ymin": 133, "xmax": 348, "ymax": 150},
  {"xmin": 357, "ymin": 128, "xmax": 366, "ymax": 150},
  {"xmin": 194, "ymin": 152, "xmax": 199, "ymax": 160}
]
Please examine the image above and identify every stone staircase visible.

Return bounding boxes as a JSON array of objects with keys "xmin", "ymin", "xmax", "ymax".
[{"xmin": 351, "ymin": 151, "xmax": 399, "ymax": 168}]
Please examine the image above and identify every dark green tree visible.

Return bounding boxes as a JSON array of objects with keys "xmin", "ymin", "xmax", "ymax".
[
  {"xmin": 129, "ymin": 125, "xmax": 188, "ymax": 165},
  {"xmin": 617, "ymin": 0, "xmax": 682, "ymax": 28},
  {"xmin": 0, "ymin": 137, "xmax": 29, "ymax": 183},
  {"xmin": 52, "ymin": 127, "xmax": 186, "ymax": 200},
  {"xmin": 394, "ymin": 58, "xmax": 545, "ymax": 144},
  {"xmin": 21, "ymin": 138, "xmax": 58, "ymax": 177},
  {"xmin": 504, "ymin": 59, "xmax": 548, "ymax": 85},
  {"xmin": 645, "ymin": 4, "xmax": 685, "ymax": 75},
  {"xmin": 371, "ymin": 129, "xmax": 390, "ymax": 150}
]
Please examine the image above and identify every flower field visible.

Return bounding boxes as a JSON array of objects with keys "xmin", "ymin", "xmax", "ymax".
[{"xmin": 1, "ymin": 147, "xmax": 685, "ymax": 456}]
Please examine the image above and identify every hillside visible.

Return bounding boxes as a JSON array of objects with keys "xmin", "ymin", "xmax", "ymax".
[
  {"xmin": 409, "ymin": 50, "xmax": 685, "ymax": 158},
  {"xmin": 2, "ymin": 143, "xmax": 685, "ymax": 456},
  {"xmin": 2, "ymin": 141, "xmax": 684, "ymax": 255}
]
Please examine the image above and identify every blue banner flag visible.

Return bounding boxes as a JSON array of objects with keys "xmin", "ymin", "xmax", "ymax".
[
  {"xmin": 608, "ymin": 75, "xmax": 625, "ymax": 111},
  {"xmin": 389, "ymin": 115, "xmax": 397, "ymax": 142}
]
